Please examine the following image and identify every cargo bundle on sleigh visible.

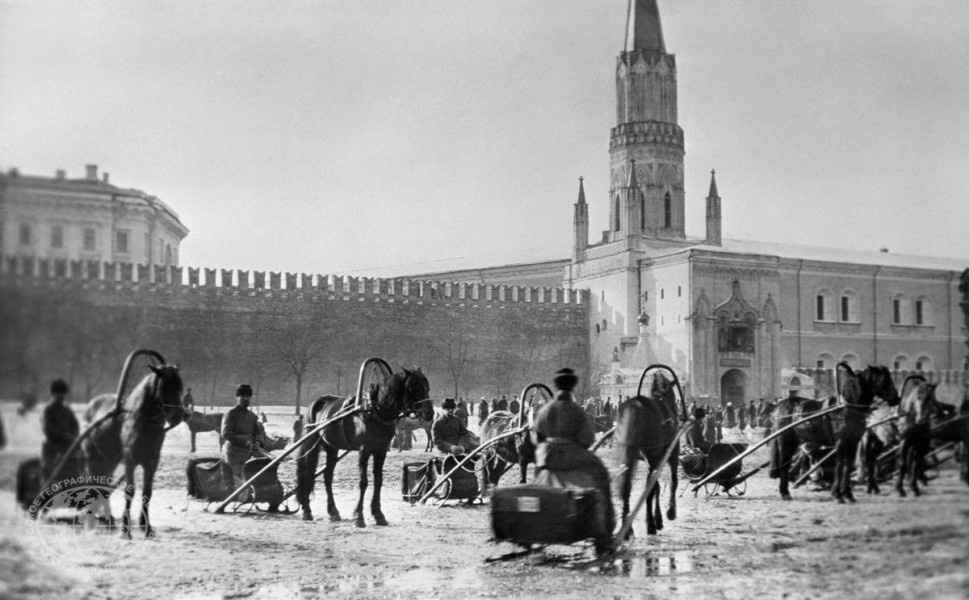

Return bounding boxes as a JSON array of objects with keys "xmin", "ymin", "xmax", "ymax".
[{"xmin": 186, "ymin": 456, "xmax": 290, "ymax": 513}]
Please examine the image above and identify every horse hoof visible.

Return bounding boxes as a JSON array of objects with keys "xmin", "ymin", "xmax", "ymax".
[
  {"xmin": 897, "ymin": 490, "xmax": 906, "ymax": 498},
  {"xmin": 302, "ymin": 512, "xmax": 314, "ymax": 522},
  {"xmin": 373, "ymin": 516, "xmax": 389, "ymax": 527},
  {"xmin": 355, "ymin": 518, "xmax": 366, "ymax": 528},
  {"xmin": 846, "ymin": 496, "xmax": 857, "ymax": 504},
  {"xmin": 836, "ymin": 497, "xmax": 846, "ymax": 504},
  {"xmin": 781, "ymin": 494, "xmax": 792, "ymax": 501},
  {"xmin": 120, "ymin": 529, "xmax": 131, "ymax": 540},
  {"xmin": 145, "ymin": 528, "xmax": 156, "ymax": 540},
  {"xmin": 328, "ymin": 513, "xmax": 341, "ymax": 522},
  {"xmin": 666, "ymin": 508, "xmax": 676, "ymax": 521}
]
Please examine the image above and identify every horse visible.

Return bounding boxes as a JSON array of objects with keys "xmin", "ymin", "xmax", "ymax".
[
  {"xmin": 615, "ymin": 369, "xmax": 688, "ymax": 536},
  {"xmin": 295, "ymin": 368, "xmax": 431, "ymax": 526},
  {"xmin": 183, "ymin": 410, "xmax": 223, "ymax": 452},
  {"xmin": 82, "ymin": 364, "xmax": 185, "ymax": 538},
  {"xmin": 894, "ymin": 375, "xmax": 939, "ymax": 497},
  {"xmin": 770, "ymin": 363, "xmax": 899, "ymax": 503},
  {"xmin": 928, "ymin": 396, "xmax": 969, "ymax": 486},
  {"xmin": 478, "ymin": 410, "xmax": 536, "ymax": 487},
  {"xmin": 393, "ymin": 408, "xmax": 438, "ymax": 452},
  {"xmin": 858, "ymin": 403, "xmax": 900, "ymax": 494}
]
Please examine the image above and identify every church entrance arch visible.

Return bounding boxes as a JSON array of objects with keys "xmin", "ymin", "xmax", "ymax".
[{"xmin": 720, "ymin": 369, "xmax": 746, "ymax": 407}]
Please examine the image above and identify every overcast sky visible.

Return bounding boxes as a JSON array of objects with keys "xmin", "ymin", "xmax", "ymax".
[{"xmin": 2, "ymin": 0, "xmax": 967, "ymax": 276}]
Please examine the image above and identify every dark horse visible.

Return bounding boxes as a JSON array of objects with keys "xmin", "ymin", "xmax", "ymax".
[
  {"xmin": 295, "ymin": 368, "xmax": 431, "ymax": 526},
  {"xmin": 83, "ymin": 364, "xmax": 185, "ymax": 538},
  {"xmin": 184, "ymin": 410, "xmax": 223, "ymax": 453},
  {"xmin": 771, "ymin": 363, "xmax": 899, "ymax": 503},
  {"xmin": 478, "ymin": 410, "xmax": 536, "ymax": 487},
  {"xmin": 615, "ymin": 368, "xmax": 688, "ymax": 536},
  {"xmin": 894, "ymin": 375, "xmax": 939, "ymax": 497}
]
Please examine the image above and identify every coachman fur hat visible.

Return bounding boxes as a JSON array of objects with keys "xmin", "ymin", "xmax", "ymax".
[
  {"xmin": 553, "ymin": 368, "xmax": 578, "ymax": 392},
  {"xmin": 236, "ymin": 384, "xmax": 253, "ymax": 397},
  {"xmin": 442, "ymin": 398, "xmax": 457, "ymax": 410},
  {"xmin": 50, "ymin": 379, "xmax": 69, "ymax": 395}
]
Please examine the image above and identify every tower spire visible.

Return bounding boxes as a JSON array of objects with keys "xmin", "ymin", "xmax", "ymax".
[
  {"xmin": 577, "ymin": 176, "xmax": 587, "ymax": 205},
  {"xmin": 708, "ymin": 168, "xmax": 719, "ymax": 198},
  {"xmin": 625, "ymin": 0, "xmax": 666, "ymax": 54},
  {"xmin": 705, "ymin": 169, "xmax": 722, "ymax": 246}
]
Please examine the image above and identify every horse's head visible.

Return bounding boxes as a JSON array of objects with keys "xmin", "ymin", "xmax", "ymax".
[
  {"xmin": 867, "ymin": 365, "xmax": 900, "ymax": 407},
  {"xmin": 387, "ymin": 367, "xmax": 431, "ymax": 421},
  {"xmin": 148, "ymin": 363, "xmax": 185, "ymax": 428}
]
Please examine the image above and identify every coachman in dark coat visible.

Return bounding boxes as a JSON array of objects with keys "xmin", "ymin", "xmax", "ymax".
[
  {"xmin": 532, "ymin": 368, "xmax": 615, "ymax": 536},
  {"xmin": 41, "ymin": 379, "xmax": 81, "ymax": 481}
]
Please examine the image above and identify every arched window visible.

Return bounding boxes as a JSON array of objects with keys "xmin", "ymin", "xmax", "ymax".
[
  {"xmin": 664, "ymin": 192, "xmax": 672, "ymax": 228},
  {"xmin": 19, "ymin": 223, "xmax": 32, "ymax": 246},
  {"xmin": 165, "ymin": 244, "xmax": 173, "ymax": 266},
  {"xmin": 893, "ymin": 355, "xmax": 910, "ymax": 371},
  {"xmin": 915, "ymin": 296, "xmax": 930, "ymax": 325},
  {"xmin": 816, "ymin": 289, "xmax": 833, "ymax": 321},
  {"xmin": 839, "ymin": 290, "xmax": 859, "ymax": 322},
  {"xmin": 595, "ymin": 324, "xmax": 600, "ymax": 334},
  {"xmin": 817, "ymin": 353, "xmax": 835, "ymax": 370},
  {"xmin": 601, "ymin": 319, "xmax": 608, "ymax": 332},
  {"xmin": 892, "ymin": 294, "xmax": 910, "ymax": 325},
  {"xmin": 915, "ymin": 355, "xmax": 932, "ymax": 371},
  {"xmin": 615, "ymin": 375, "xmax": 624, "ymax": 385},
  {"xmin": 841, "ymin": 353, "xmax": 860, "ymax": 370},
  {"xmin": 614, "ymin": 195, "xmax": 621, "ymax": 232}
]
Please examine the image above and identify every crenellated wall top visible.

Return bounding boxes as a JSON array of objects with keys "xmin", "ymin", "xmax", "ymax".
[{"xmin": 0, "ymin": 255, "xmax": 588, "ymax": 308}]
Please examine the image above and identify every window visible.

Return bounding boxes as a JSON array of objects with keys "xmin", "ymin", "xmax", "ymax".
[
  {"xmin": 601, "ymin": 319, "xmax": 608, "ymax": 332},
  {"xmin": 145, "ymin": 233, "xmax": 151, "ymax": 262},
  {"xmin": 892, "ymin": 294, "xmax": 909, "ymax": 325},
  {"xmin": 915, "ymin": 297, "xmax": 930, "ymax": 325},
  {"xmin": 664, "ymin": 192, "xmax": 672, "ymax": 228},
  {"xmin": 816, "ymin": 290, "xmax": 834, "ymax": 321},
  {"xmin": 678, "ymin": 286, "xmax": 682, "ymax": 297},
  {"xmin": 83, "ymin": 228, "xmax": 96, "ymax": 251},
  {"xmin": 595, "ymin": 324, "xmax": 600, "ymax": 334},
  {"xmin": 51, "ymin": 225, "xmax": 63, "ymax": 249},
  {"xmin": 19, "ymin": 223, "xmax": 31, "ymax": 246},
  {"xmin": 718, "ymin": 320, "xmax": 755, "ymax": 353},
  {"xmin": 817, "ymin": 353, "xmax": 834, "ymax": 370},
  {"xmin": 613, "ymin": 196, "xmax": 621, "ymax": 232},
  {"xmin": 116, "ymin": 230, "xmax": 129, "ymax": 254},
  {"xmin": 893, "ymin": 355, "xmax": 909, "ymax": 371},
  {"xmin": 841, "ymin": 353, "xmax": 860, "ymax": 370},
  {"xmin": 916, "ymin": 355, "xmax": 932, "ymax": 371},
  {"xmin": 640, "ymin": 196, "xmax": 646, "ymax": 231},
  {"xmin": 660, "ymin": 289, "xmax": 664, "ymax": 300},
  {"xmin": 165, "ymin": 244, "xmax": 173, "ymax": 266},
  {"xmin": 839, "ymin": 290, "xmax": 858, "ymax": 322}
]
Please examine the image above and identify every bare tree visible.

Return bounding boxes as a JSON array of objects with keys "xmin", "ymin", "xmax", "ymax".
[
  {"xmin": 273, "ymin": 318, "xmax": 328, "ymax": 415},
  {"xmin": 431, "ymin": 314, "xmax": 473, "ymax": 399}
]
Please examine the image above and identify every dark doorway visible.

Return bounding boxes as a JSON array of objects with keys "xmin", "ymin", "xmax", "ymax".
[{"xmin": 720, "ymin": 369, "xmax": 746, "ymax": 407}]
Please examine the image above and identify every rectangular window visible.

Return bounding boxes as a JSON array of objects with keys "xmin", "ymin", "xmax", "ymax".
[
  {"xmin": 915, "ymin": 300, "xmax": 923, "ymax": 325},
  {"xmin": 145, "ymin": 233, "xmax": 151, "ymax": 262},
  {"xmin": 83, "ymin": 228, "xmax": 96, "ymax": 251},
  {"xmin": 816, "ymin": 295, "xmax": 825, "ymax": 321},
  {"xmin": 19, "ymin": 223, "xmax": 31, "ymax": 246},
  {"xmin": 51, "ymin": 225, "xmax": 63, "ymax": 249},
  {"xmin": 116, "ymin": 231, "xmax": 129, "ymax": 254},
  {"xmin": 816, "ymin": 359, "xmax": 825, "ymax": 369},
  {"xmin": 678, "ymin": 286, "xmax": 682, "ymax": 297},
  {"xmin": 893, "ymin": 299, "xmax": 901, "ymax": 324},
  {"xmin": 893, "ymin": 361, "xmax": 901, "ymax": 370},
  {"xmin": 660, "ymin": 289, "xmax": 664, "ymax": 300},
  {"xmin": 915, "ymin": 361, "xmax": 923, "ymax": 371},
  {"xmin": 841, "ymin": 297, "xmax": 850, "ymax": 322}
]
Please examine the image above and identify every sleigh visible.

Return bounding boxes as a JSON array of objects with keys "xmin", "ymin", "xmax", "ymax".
[
  {"xmin": 681, "ymin": 442, "xmax": 758, "ymax": 496},
  {"xmin": 186, "ymin": 456, "xmax": 296, "ymax": 514},
  {"xmin": 490, "ymin": 469, "xmax": 610, "ymax": 554},
  {"xmin": 402, "ymin": 455, "xmax": 479, "ymax": 504}
]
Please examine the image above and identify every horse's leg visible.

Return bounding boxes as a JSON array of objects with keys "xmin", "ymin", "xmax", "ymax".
[
  {"xmin": 778, "ymin": 438, "xmax": 793, "ymax": 501},
  {"xmin": 371, "ymin": 450, "xmax": 388, "ymax": 526},
  {"xmin": 865, "ymin": 437, "xmax": 880, "ymax": 495},
  {"xmin": 323, "ymin": 448, "xmax": 341, "ymax": 522},
  {"xmin": 190, "ymin": 431, "xmax": 196, "ymax": 453},
  {"xmin": 353, "ymin": 449, "xmax": 371, "ymax": 528},
  {"xmin": 841, "ymin": 439, "xmax": 858, "ymax": 503},
  {"xmin": 667, "ymin": 452, "xmax": 678, "ymax": 522},
  {"xmin": 619, "ymin": 451, "xmax": 636, "ymax": 539},
  {"xmin": 141, "ymin": 460, "xmax": 158, "ymax": 538},
  {"xmin": 121, "ymin": 461, "xmax": 135, "ymax": 540},
  {"xmin": 896, "ymin": 438, "xmax": 909, "ymax": 498},
  {"xmin": 645, "ymin": 471, "xmax": 658, "ymax": 535}
]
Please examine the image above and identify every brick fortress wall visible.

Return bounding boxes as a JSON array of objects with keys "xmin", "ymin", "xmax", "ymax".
[{"xmin": 0, "ymin": 255, "xmax": 589, "ymax": 410}]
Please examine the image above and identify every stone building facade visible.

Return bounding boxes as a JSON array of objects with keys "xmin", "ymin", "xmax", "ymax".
[
  {"xmin": 0, "ymin": 164, "xmax": 188, "ymax": 268},
  {"xmin": 398, "ymin": 0, "xmax": 968, "ymax": 405}
]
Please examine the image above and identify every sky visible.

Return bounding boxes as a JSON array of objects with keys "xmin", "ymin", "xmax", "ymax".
[{"xmin": 2, "ymin": 0, "xmax": 968, "ymax": 277}]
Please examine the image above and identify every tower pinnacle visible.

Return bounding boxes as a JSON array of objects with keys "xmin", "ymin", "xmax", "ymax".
[{"xmin": 625, "ymin": 0, "xmax": 666, "ymax": 54}]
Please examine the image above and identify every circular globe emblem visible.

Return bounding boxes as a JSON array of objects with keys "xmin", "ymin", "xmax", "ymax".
[{"xmin": 25, "ymin": 475, "xmax": 151, "ymax": 568}]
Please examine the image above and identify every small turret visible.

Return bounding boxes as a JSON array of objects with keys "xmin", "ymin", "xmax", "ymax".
[
  {"xmin": 705, "ymin": 169, "xmax": 722, "ymax": 246},
  {"xmin": 573, "ymin": 177, "xmax": 589, "ymax": 262}
]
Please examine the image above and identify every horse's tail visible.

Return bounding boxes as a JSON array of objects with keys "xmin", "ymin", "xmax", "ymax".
[
  {"xmin": 295, "ymin": 398, "xmax": 327, "ymax": 507},
  {"xmin": 185, "ymin": 458, "xmax": 202, "ymax": 498}
]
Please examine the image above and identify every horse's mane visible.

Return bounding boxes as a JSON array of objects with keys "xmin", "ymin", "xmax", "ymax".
[{"xmin": 480, "ymin": 410, "xmax": 517, "ymax": 443}]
